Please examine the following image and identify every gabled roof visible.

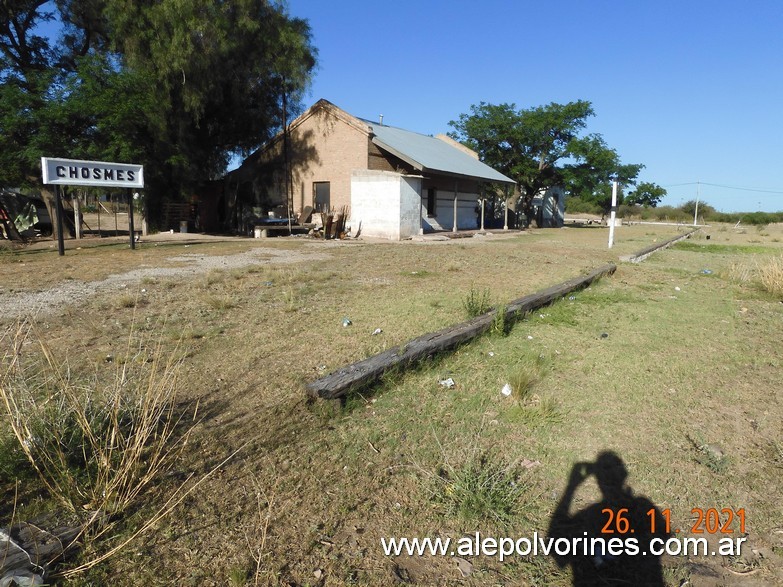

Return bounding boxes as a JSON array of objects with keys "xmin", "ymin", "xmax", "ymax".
[
  {"xmin": 361, "ymin": 118, "xmax": 516, "ymax": 185},
  {"xmin": 232, "ymin": 99, "xmax": 516, "ymax": 186}
]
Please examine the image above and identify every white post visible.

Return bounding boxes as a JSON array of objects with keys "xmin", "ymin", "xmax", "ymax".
[
  {"xmin": 608, "ymin": 180, "xmax": 618, "ymax": 249},
  {"xmin": 140, "ymin": 192, "xmax": 149, "ymax": 236},
  {"xmin": 73, "ymin": 193, "xmax": 82, "ymax": 239},
  {"xmin": 480, "ymin": 198, "xmax": 485, "ymax": 231},
  {"xmin": 693, "ymin": 181, "xmax": 700, "ymax": 226}
]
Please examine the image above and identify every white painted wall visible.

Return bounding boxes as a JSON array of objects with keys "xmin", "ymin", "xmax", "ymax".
[
  {"xmin": 351, "ymin": 172, "xmax": 481, "ymax": 239},
  {"xmin": 350, "ymin": 170, "xmax": 422, "ymax": 240},
  {"xmin": 350, "ymin": 171, "xmax": 401, "ymax": 239}
]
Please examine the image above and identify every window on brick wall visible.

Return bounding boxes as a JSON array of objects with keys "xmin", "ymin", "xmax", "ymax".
[
  {"xmin": 427, "ymin": 188, "xmax": 437, "ymax": 217},
  {"xmin": 314, "ymin": 182, "xmax": 330, "ymax": 212}
]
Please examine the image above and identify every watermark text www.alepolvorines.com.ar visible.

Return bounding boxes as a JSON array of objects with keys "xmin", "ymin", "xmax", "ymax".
[{"xmin": 380, "ymin": 532, "xmax": 747, "ymax": 563}]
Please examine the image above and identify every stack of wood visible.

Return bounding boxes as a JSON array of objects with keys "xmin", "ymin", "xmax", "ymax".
[{"xmin": 319, "ymin": 206, "xmax": 349, "ymax": 239}]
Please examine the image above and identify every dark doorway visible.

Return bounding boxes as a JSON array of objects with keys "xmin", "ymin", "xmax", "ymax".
[{"xmin": 427, "ymin": 187, "xmax": 437, "ymax": 217}]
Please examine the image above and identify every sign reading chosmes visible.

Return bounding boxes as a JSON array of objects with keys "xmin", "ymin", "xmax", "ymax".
[{"xmin": 41, "ymin": 157, "xmax": 144, "ymax": 189}]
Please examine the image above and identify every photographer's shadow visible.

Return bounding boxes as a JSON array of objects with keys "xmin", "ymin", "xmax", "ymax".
[{"xmin": 548, "ymin": 451, "xmax": 669, "ymax": 586}]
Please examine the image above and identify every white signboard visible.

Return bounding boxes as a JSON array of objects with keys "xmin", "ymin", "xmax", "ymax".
[{"xmin": 41, "ymin": 157, "xmax": 144, "ymax": 188}]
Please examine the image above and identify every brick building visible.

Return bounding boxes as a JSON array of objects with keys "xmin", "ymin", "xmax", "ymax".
[{"xmin": 227, "ymin": 99, "xmax": 515, "ymax": 239}]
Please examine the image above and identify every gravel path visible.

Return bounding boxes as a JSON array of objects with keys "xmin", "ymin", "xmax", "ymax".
[{"xmin": 1, "ymin": 246, "xmax": 330, "ymax": 320}]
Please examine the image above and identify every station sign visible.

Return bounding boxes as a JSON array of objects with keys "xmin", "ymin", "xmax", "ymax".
[{"xmin": 41, "ymin": 157, "xmax": 144, "ymax": 188}]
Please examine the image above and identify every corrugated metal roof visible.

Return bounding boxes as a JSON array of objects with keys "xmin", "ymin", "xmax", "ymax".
[{"xmin": 362, "ymin": 119, "xmax": 516, "ymax": 185}]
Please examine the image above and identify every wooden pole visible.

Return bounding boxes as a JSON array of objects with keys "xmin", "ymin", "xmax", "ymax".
[
  {"xmin": 282, "ymin": 81, "xmax": 293, "ymax": 235},
  {"xmin": 480, "ymin": 197, "xmax": 485, "ymax": 231},
  {"xmin": 55, "ymin": 185, "xmax": 65, "ymax": 256},
  {"xmin": 140, "ymin": 192, "xmax": 148, "ymax": 236},
  {"xmin": 127, "ymin": 189, "xmax": 136, "ymax": 249},
  {"xmin": 73, "ymin": 192, "xmax": 82, "ymax": 239}
]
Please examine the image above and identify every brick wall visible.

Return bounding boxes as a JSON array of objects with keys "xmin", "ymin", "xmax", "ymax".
[{"xmin": 244, "ymin": 106, "xmax": 370, "ymax": 216}]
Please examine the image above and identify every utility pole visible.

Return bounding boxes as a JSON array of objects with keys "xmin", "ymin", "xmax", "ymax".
[
  {"xmin": 282, "ymin": 80, "xmax": 293, "ymax": 235},
  {"xmin": 693, "ymin": 181, "xmax": 700, "ymax": 226}
]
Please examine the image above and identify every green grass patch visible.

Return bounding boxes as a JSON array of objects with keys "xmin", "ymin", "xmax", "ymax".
[
  {"xmin": 674, "ymin": 241, "xmax": 776, "ymax": 255},
  {"xmin": 463, "ymin": 286, "xmax": 492, "ymax": 318},
  {"xmin": 429, "ymin": 450, "xmax": 531, "ymax": 526}
]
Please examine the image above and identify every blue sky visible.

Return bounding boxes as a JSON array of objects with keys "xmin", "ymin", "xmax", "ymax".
[{"xmin": 286, "ymin": 0, "xmax": 783, "ymax": 212}]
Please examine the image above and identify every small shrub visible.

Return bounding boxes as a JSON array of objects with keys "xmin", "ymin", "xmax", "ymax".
[
  {"xmin": 0, "ymin": 426, "xmax": 30, "ymax": 480},
  {"xmin": 432, "ymin": 451, "xmax": 529, "ymax": 525},
  {"xmin": 281, "ymin": 289, "xmax": 299, "ymax": 312},
  {"xmin": 204, "ymin": 294, "xmax": 237, "ymax": 311},
  {"xmin": 688, "ymin": 435, "xmax": 729, "ymax": 473},
  {"xmin": 205, "ymin": 270, "xmax": 225, "ymax": 286},
  {"xmin": 509, "ymin": 365, "xmax": 539, "ymax": 403},
  {"xmin": 519, "ymin": 395, "xmax": 562, "ymax": 426},
  {"xmin": 564, "ymin": 197, "xmax": 602, "ymax": 216},
  {"xmin": 463, "ymin": 287, "xmax": 491, "ymax": 318},
  {"xmin": 228, "ymin": 566, "xmax": 250, "ymax": 586},
  {"xmin": 117, "ymin": 293, "xmax": 137, "ymax": 308},
  {"xmin": 506, "ymin": 356, "xmax": 561, "ymax": 426},
  {"xmin": 490, "ymin": 305, "xmax": 511, "ymax": 336}
]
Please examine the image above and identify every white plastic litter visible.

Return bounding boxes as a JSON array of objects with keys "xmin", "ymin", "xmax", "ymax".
[
  {"xmin": 372, "ymin": 328, "xmax": 382, "ymax": 335},
  {"xmin": 501, "ymin": 383, "xmax": 513, "ymax": 396},
  {"xmin": 438, "ymin": 378, "xmax": 455, "ymax": 389}
]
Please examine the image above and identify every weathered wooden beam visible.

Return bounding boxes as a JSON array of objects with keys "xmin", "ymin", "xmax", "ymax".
[
  {"xmin": 621, "ymin": 228, "xmax": 700, "ymax": 263},
  {"xmin": 306, "ymin": 263, "xmax": 617, "ymax": 400}
]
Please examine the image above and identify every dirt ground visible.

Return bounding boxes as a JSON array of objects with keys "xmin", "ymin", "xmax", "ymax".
[{"xmin": 2, "ymin": 223, "xmax": 782, "ymax": 586}]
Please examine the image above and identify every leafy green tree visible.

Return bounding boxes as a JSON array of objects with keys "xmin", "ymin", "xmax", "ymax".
[
  {"xmin": 561, "ymin": 133, "xmax": 643, "ymax": 215},
  {"xmin": 1, "ymin": 0, "xmax": 316, "ymax": 231},
  {"xmin": 449, "ymin": 100, "xmax": 642, "ymax": 222},
  {"xmin": 449, "ymin": 101, "xmax": 593, "ymax": 220},
  {"xmin": 625, "ymin": 181, "xmax": 666, "ymax": 207},
  {"xmin": 680, "ymin": 199, "xmax": 715, "ymax": 219}
]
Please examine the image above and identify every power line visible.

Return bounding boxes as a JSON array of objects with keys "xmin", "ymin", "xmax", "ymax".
[{"xmin": 661, "ymin": 181, "xmax": 783, "ymax": 195}]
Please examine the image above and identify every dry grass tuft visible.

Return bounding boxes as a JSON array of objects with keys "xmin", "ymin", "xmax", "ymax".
[
  {"xmin": 757, "ymin": 255, "xmax": 783, "ymax": 297},
  {"xmin": 0, "ymin": 321, "xmax": 189, "ymax": 518}
]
